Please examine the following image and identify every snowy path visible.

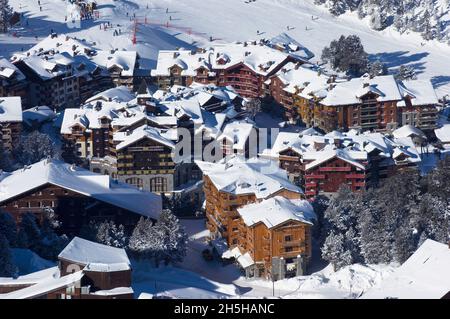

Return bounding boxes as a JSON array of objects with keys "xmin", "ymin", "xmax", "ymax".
[{"xmin": 176, "ymin": 219, "xmax": 395, "ymax": 299}]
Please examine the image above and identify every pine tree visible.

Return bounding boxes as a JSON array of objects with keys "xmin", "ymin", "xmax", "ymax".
[
  {"xmin": 95, "ymin": 220, "xmax": 128, "ymax": 249},
  {"xmin": 0, "ymin": 143, "xmax": 13, "ymax": 171},
  {"xmin": 128, "ymin": 217, "xmax": 159, "ymax": 260},
  {"xmin": 18, "ymin": 213, "xmax": 41, "ymax": 251},
  {"xmin": 156, "ymin": 210, "xmax": 188, "ymax": 265},
  {"xmin": 14, "ymin": 130, "xmax": 60, "ymax": 166},
  {"xmin": 0, "ymin": 233, "xmax": 18, "ymax": 277},
  {"xmin": 36, "ymin": 209, "xmax": 68, "ymax": 260},
  {"xmin": 16, "ymin": 229, "xmax": 29, "ymax": 249},
  {"xmin": 368, "ymin": 60, "xmax": 388, "ymax": 77},
  {"xmin": 0, "ymin": 0, "xmax": 13, "ymax": 34},
  {"xmin": 321, "ymin": 35, "xmax": 369, "ymax": 76},
  {"xmin": 79, "ymin": 221, "xmax": 100, "ymax": 242},
  {"xmin": 320, "ymin": 186, "xmax": 363, "ymax": 268},
  {"xmin": 0, "ymin": 211, "xmax": 17, "ymax": 247}
]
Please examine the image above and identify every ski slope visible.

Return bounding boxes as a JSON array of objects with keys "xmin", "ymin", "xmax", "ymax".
[{"xmin": 2, "ymin": 0, "xmax": 450, "ymax": 98}]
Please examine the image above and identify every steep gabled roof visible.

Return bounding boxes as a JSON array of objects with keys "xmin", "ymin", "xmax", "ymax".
[
  {"xmin": 196, "ymin": 156, "xmax": 303, "ymax": 199},
  {"xmin": 59, "ymin": 237, "xmax": 130, "ymax": 271},
  {"xmin": 237, "ymin": 196, "xmax": 316, "ymax": 229}
]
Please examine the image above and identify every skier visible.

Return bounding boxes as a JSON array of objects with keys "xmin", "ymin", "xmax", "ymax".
[
  {"xmin": 169, "ymin": 16, "xmax": 172, "ymax": 21},
  {"xmin": 166, "ymin": 8, "xmax": 168, "ymax": 14}
]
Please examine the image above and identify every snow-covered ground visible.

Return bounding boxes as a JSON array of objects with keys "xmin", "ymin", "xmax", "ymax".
[
  {"xmin": 131, "ymin": 219, "xmax": 396, "ymax": 299},
  {"xmin": 2, "ymin": 0, "xmax": 450, "ymax": 99}
]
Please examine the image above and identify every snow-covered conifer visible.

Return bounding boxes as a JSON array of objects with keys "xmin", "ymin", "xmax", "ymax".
[{"xmin": 0, "ymin": 233, "xmax": 17, "ymax": 277}]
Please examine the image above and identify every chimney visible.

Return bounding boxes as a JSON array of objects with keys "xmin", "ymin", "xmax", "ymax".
[
  {"xmin": 294, "ymin": 62, "xmax": 301, "ymax": 70},
  {"xmin": 95, "ymin": 101, "xmax": 102, "ymax": 111}
]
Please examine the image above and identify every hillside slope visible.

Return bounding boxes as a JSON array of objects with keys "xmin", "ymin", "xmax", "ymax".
[{"xmin": 1, "ymin": 0, "xmax": 449, "ymax": 98}]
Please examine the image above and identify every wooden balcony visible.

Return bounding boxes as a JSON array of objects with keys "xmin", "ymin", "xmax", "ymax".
[
  {"xmin": 319, "ymin": 166, "xmax": 351, "ymax": 172},
  {"xmin": 345, "ymin": 173, "xmax": 366, "ymax": 179},
  {"xmin": 305, "ymin": 174, "xmax": 326, "ymax": 179}
]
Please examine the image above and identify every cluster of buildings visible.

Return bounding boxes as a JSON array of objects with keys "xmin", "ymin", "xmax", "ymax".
[
  {"xmin": 1, "ymin": 34, "xmax": 146, "ymax": 110},
  {"xmin": 151, "ymin": 40, "xmax": 440, "ymax": 133},
  {"xmin": 151, "ymin": 37, "xmax": 311, "ymax": 99},
  {"xmin": 1, "ymin": 33, "xmax": 449, "ymax": 283},
  {"xmin": 266, "ymin": 63, "xmax": 439, "ymax": 132},
  {"xmin": 196, "ymin": 157, "xmax": 315, "ymax": 279},
  {"xmin": 59, "ymin": 83, "xmax": 252, "ymax": 197},
  {"xmin": 261, "ymin": 126, "xmax": 423, "ymax": 198},
  {"xmin": 0, "ymin": 237, "xmax": 134, "ymax": 299}
]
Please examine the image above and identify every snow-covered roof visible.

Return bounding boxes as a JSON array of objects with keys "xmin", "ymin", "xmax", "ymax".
[
  {"xmin": 397, "ymin": 79, "xmax": 439, "ymax": 107},
  {"xmin": 92, "ymin": 287, "xmax": 134, "ymax": 296},
  {"xmin": 238, "ymin": 196, "xmax": 316, "ymax": 229},
  {"xmin": 392, "ymin": 125, "xmax": 426, "ymax": 139},
  {"xmin": 218, "ymin": 121, "xmax": 255, "ymax": 151},
  {"xmin": 85, "ymin": 86, "xmax": 135, "ymax": 103},
  {"xmin": 59, "ymin": 237, "xmax": 131, "ymax": 271},
  {"xmin": 304, "ymin": 149, "xmax": 367, "ymax": 171},
  {"xmin": 0, "ymin": 97, "xmax": 22, "ymax": 123},
  {"xmin": 390, "ymin": 137, "xmax": 422, "ymax": 164},
  {"xmin": 115, "ymin": 125, "xmax": 176, "ymax": 151},
  {"xmin": 362, "ymin": 240, "xmax": 450, "ymax": 299},
  {"xmin": 264, "ymin": 130, "xmax": 408, "ymax": 168},
  {"xmin": 0, "ymin": 270, "xmax": 84, "ymax": 299},
  {"xmin": 17, "ymin": 34, "xmax": 95, "ymax": 59},
  {"xmin": 274, "ymin": 62, "xmax": 330, "ymax": 97},
  {"xmin": 196, "ymin": 156, "xmax": 303, "ymax": 199},
  {"xmin": 22, "ymin": 106, "xmax": 56, "ymax": 126},
  {"xmin": 268, "ymin": 33, "xmax": 315, "ymax": 61},
  {"xmin": 0, "ymin": 266, "xmax": 59, "ymax": 287},
  {"xmin": 0, "ymin": 160, "xmax": 162, "ymax": 219},
  {"xmin": 92, "ymin": 50, "xmax": 138, "ymax": 77},
  {"xmin": 222, "ymin": 247, "xmax": 254, "ymax": 268},
  {"xmin": 0, "ymin": 58, "xmax": 26, "ymax": 82},
  {"xmin": 435, "ymin": 124, "xmax": 450, "ymax": 143},
  {"xmin": 152, "ymin": 41, "xmax": 293, "ymax": 77},
  {"xmin": 321, "ymin": 75, "xmax": 402, "ymax": 106}
]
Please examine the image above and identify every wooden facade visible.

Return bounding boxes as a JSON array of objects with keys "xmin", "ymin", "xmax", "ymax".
[
  {"xmin": 0, "ymin": 121, "xmax": 21, "ymax": 152},
  {"xmin": 203, "ymin": 174, "xmax": 311, "ymax": 278},
  {"xmin": 303, "ymin": 157, "xmax": 368, "ymax": 198},
  {"xmin": 0, "ymin": 183, "xmax": 143, "ymax": 235},
  {"xmin": 156, "ymin": 55, "xmax": 299, "ymax": 99}
]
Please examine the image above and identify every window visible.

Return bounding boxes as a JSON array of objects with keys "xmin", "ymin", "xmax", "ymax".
[
  {"xmin": 232, "ymin": 227, "xmax": 238, "ymax": 232},
  {"xmin": 232, "ymin": 238, "xmax": 238, "ymax": 245},
  {"xmin": 285, "ymin": 246, "xmax": 293, "ymax": 253},
  {"xmin": 284, "ymin": 235, "xmax": 292, "ymax": 242},
  {"xmin": 150, "ymin": 177, "xmax": 168, "ymax": 192},
  {"xmin": 125, "ymin": 177, "xmax": 144, "ymax": 190}
]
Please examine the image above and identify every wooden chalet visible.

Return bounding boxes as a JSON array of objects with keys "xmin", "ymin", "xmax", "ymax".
[{"xmin": 0, "ymin": 159, "xmax": 162, "ymax": 235}]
